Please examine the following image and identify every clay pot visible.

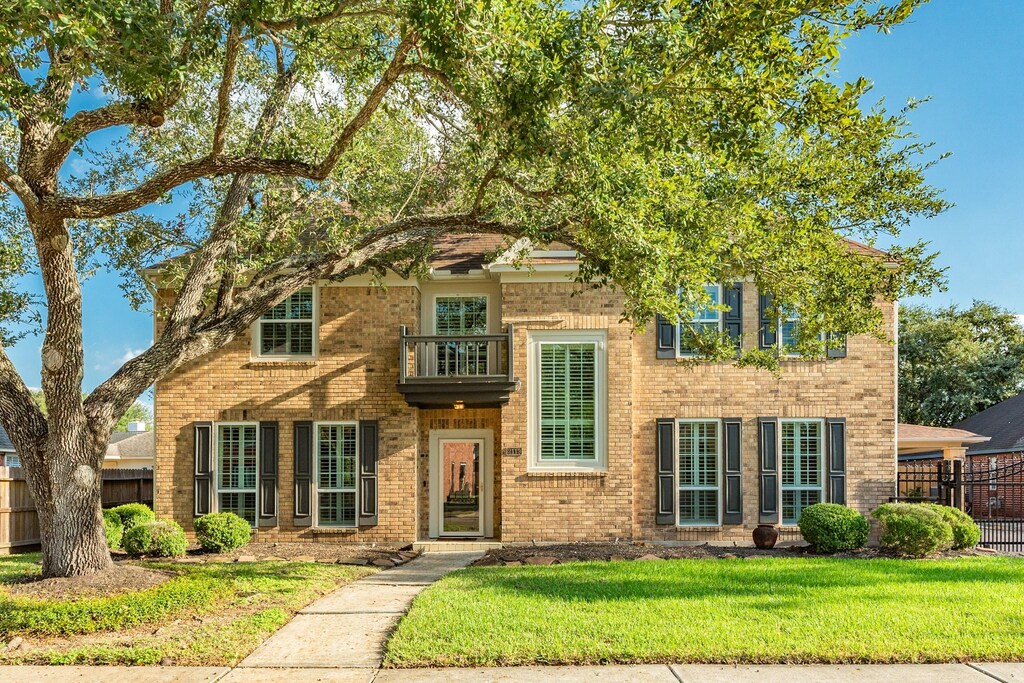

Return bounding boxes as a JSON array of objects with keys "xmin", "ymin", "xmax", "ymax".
[{"xmin": 752, "ymin": 524, "xmax": 779, "ymax": 550}]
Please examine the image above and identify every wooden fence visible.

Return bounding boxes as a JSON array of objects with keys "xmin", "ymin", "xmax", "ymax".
[{"xmin": 0, "ymin": 466, "xmax": 153, "ymax": 554}]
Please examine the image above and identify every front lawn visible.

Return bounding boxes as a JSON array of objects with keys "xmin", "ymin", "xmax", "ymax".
[
  {"xmin": 0, "ymin": 553, "xmax": 375, "ymax": 665},
  {"xmin": 384, "ymin": 556, "xmax": 1024, "ymax": 666}
]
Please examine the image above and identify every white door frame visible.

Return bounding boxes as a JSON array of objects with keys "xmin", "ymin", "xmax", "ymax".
[{"xmin": 429, "ymin": 429, "xmax": 494, "ymax": 538}]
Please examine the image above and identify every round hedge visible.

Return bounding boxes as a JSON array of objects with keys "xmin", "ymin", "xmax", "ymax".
[
  {"xmin": 923, "ymin": 503, "xmax": 982, "ymax": 550},
  {"xmin": 123, "ymin": 520, "xmax": 188, "ymax": 558},
  {"xmin": 194, "ymin": 512, "xmax": 252, "ymax": 553},
  {"xmin": 102, "ymin": 509, "xmax": 124, "ymax": 549},
  {"xmin": 872, "ymin": 503, "xmax": 954, "ymax": 557},
  {"xmin": 798, "ymin": 503, "xmax": 870, "ymax": 554},
  {"xmin": 109, "ymin": 503, "xmax": 156, "ymax": 532}
]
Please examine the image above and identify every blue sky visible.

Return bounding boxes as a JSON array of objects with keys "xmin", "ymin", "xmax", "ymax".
[{"xmin": 7, "ymin": 0, "xmax": 1024, "ymax": 395}]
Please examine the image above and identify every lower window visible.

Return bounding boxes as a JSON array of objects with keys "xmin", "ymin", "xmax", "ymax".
[
  {"xmin": 317, "ymin": 423, "xmax": 358, "ymax": 527},
  {"xmin": 217, "ymin": 424, "xmax": 258, "ymax": 526},
  {"xmin": 677, "ymin": 420, "xmax": 721, "ymax": 526},
  {"xmin": 781, "ymin": 419, "xmax": 823, "ymax": 525}
]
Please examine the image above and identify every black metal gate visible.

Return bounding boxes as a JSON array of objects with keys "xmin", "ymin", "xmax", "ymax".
[{"xmin": 896, "ymin": 453, "xmax": 1024, "ymax": 552}]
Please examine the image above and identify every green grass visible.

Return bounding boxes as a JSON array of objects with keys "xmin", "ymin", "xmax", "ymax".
[
  {"xmin": 0, "ymin": 553, "xmax": 375, "ymax": 665},
  {"xmin": 384, "ymin": 556, "xmax": 1024, "ymax": 666}
]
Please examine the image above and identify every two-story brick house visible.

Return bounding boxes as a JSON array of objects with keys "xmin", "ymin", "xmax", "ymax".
[{"xmin": 151, "ymin": 234, "xmax": 897, "ymax": 545}]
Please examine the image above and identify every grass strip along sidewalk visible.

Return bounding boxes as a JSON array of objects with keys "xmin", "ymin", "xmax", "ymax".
[{"xmin": 385, "ymin": 556, "xmax": 1024, "ymax": 666}]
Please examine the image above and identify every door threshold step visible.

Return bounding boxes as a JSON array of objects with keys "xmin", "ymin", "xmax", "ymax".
[{"xmin": 412, "ymin": 541, "xmax": 502, "ymax": 553}]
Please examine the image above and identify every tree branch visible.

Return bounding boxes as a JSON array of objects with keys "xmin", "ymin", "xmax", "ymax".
[
  {"xmin": 0, "ymin": 344, "xmax": 48, "ymax": 461},
  {"xmin": 257, "ymin": 0, "xmax": 371, "ymax": 30},
  {"xmin": 0, "ymin": 159, "xmax": 40, "ymax": 214},
  {"xmin": 212, "ymin": 25, "xmax": 242, "ymax": 156}
]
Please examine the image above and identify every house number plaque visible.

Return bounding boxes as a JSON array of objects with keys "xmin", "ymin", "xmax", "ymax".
[{"xmin": 502, "ymin": 447, "xmax": 523, "ymax": 457}]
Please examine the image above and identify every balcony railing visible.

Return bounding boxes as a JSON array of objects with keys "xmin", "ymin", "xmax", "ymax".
[{"xmin": 397, "ymin": 325, "xmax": 519, "ymax": 408}]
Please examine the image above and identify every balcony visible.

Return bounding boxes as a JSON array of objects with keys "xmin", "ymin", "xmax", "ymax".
[{"xmin": 397, "ymin": 325, "xmax": 520, "ymax": 408}]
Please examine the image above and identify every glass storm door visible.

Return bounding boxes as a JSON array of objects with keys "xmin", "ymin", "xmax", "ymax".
[{"xmin": 439, "ymin": 439, "xmax": 483, "ymax": 536}]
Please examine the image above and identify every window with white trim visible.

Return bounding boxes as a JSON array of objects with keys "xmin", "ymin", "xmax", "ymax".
[
  {"xmin": 4, "ymin": 454, "xmax": 20, "ymax": 468},
  {"xmin": 677, "ymin": 420, "xmax": 720, "ymax": 526},
  {"xmin": 678, "ymin": 285, "xmax": 723, "ymax": 356},
  {"xmin": 217, "ymin": 424, "xmax": 258, "ymax": 526},
  {"xmin": 781, "ymin": 419, "xmax": 823, "ymax": 525},
  {"xmin": 529, "ymin": 331, "xmax": 606, "ymax": 470},
  {"xmin": 435, "ymin": 295, "xmax": 488, "ymax": 375},
  {"xmin": 316, "ymin": 423, "xmax": 358, "ymax": 527},
  {"xmin": 258, "ymin": 287, "xmax": 315, "ymax": 357}
]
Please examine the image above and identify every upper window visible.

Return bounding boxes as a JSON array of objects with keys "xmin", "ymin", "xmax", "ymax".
[
  {"xmin": 677, "ymin": 420, "xmax": 720, "ymax": 526},
  {"xmin": 5, "ymin": 454, "xmax": 20, "ymax": 468},
  {"xmin": 435, "ymin": 296, "xmax": 488, "ymax": 376},
  {"xmin": 258, "ymin": 288, "xmax": 315, "ymax": 358},
  {"xmin": 217, "ymin": 424, "xmax": 258, "ymax": 526},
  {"xmin": 781, "ymin": 419, "xmax": 823, "ymax": 525},
  {"xmin": 678, "ymin": 285, "xmax": 723, "ymax": 356},
  {"xmin": 316, "ymin": 423, "xmax": 358, "ymax": 528},
  {"xmin": 529, "ymin": 331, "xmax": 607, "ymax": 471}
]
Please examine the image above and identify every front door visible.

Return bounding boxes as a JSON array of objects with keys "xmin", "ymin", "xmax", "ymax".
[{"xmin": 429, "ymin": 430, "xmax": 493, "ymax": 538}]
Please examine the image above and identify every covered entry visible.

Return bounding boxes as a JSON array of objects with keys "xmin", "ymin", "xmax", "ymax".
[{"xmin": 428, "ymin": 429, "xmax": 494, "ymax": 538}]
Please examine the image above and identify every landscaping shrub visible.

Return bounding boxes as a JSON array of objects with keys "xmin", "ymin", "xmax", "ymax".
[
  {"xmin": 109, "ymin": 503, "xmax": 156, "ymax": 532},
  {"xmin": 123, "ymin": 520, "xmax": 188, "ymax": 558},
  {"xmin": 798, "ymin": 503, "xmax": 870, "ymax": 553},
  {"xmin": 194, "ymin": 512, "xmax": 252, "ymax": 553},
  {"xmin": 872, "ymin": 503, "xmax": 954, "ymax": 557},
  {"xmin": 102, "ymin": 509, "xmax": 124, "ymax": 549},
  {"xmin": 923, "ymin": 504, "xmax": 982, "ymax": 550}
]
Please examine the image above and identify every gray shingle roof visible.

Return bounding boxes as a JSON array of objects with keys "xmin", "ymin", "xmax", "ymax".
[
  {"xmin": 954, "ymin": 391, "xmax": 1024, "ymax": 454},
  {"xmin": 0, "ymin": 424, "xmax": 14, "ymax": 453}
]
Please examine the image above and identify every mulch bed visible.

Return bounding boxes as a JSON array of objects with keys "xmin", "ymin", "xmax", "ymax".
[
  {"xmin": 139, "ymin": 542, "xmax": 419, "ymax": 567},
  {"xmin": 470, "ymin": 542, "xmax": 998, "ymax": 566},
  {"xmin": 5, "ymin": 563, "xmax": 174, "ymax": 600}
]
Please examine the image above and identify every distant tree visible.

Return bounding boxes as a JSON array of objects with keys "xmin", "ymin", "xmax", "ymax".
[
  {"xmin": 899, "ymin": 302, "xmax": 1024, "ymax": 426},
  {"xmin": 29, "ymin": 390, "xmax": 152, "ymax": 431}
]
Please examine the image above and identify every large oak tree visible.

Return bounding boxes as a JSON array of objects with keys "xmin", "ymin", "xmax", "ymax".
[{"xmin": 0, "ymin": 0, "xmax": 947, "ymax": 577}]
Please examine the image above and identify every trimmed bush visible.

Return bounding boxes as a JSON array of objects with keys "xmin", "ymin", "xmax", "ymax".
[
  {"xmin": 102, "ymin": 509, "xmax": 124, "ymax": 549},
  {"xmin": 798, "ymin": 503, "xmax": 870, "ymax": 554},
  {"xmin": 924, "ymin": 504, "xmax": 982, "ymax": 550},
  {"xmin": 194, "ymin": 512, "xmax": 252, "ymax": 553},
  {"xmin": 123, "ymin": 520, "xmax": 188, "ymax": 558},
  {"xmin": 109, "ymin": 503, "xmax": 156, "ymax": 532},
  {"xmin": 873, "ymin": 503, "xmax": 954, "ymax": 557}
]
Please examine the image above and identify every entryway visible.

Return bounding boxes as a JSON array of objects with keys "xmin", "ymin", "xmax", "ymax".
[{"xmin": 428, "ymin": 429, "xmax": 494, "ymax": 539}]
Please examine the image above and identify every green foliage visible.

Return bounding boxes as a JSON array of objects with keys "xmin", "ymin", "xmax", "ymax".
[
  {"xmin": 109, "ymin": 503, "xmax": 156, "ymax": 532},
  {"xmin": 872, "ymin": 503, "xmax": 954, "ymax": 557},
  {"xmin": 899, "ymin": 301, "xmax": 1024, "ymax": 426},
  {"xmin": 123, "ymin": 521, "xmax": 187, "ymax": 558},
  {"xmin": 28, "ymin": 391, "xmax": 152, "ymax": 431},
  {"xmin": 193, "ymin": 513, "xmax": 252, "ymax": 553},
  {"xmin": 922, "ymin": 504, "xmax": 982, "ymax": 550},
  {"xmin": 101, "ymin": 509, "xmax": 123, "ymax": 550},
  {"xmin": 798, "ymin": 503, "xmax": 870, "ymax": 554}
]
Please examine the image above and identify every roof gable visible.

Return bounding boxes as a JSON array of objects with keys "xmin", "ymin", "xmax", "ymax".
[{"xmin": 955, "ymin": 391, "xmax": 1024, "ymax": 454}]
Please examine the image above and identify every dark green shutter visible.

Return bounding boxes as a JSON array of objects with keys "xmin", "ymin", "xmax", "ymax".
[
  {"xmin": 722, "ymin": 418, "xmax": 743, "ymax": 524},
  {"xmin": 358, "ymin": 420, "xmax": 379, "ymax": 527},
  {"xmin": 656, "ymin": 419, "xmax": 675, "ymax": 525},
  {"xmin": 723, "ymin": 283, "xmax": 743, "ymax": 354},
  {"xmin": 827, "ymin": 418, "xmax": 847, "ymax": 504},
  {"xmin": 258, "ymin": 421, "xmax": 278, "ymax": 527},
  {"xmin": 194, "ymin": 422, "xmax": 213, "ymax": 517},
  {"xmin": 759, "ymin": 293, "xmax": 776, "ymax": 349},
  {"xmin": 293, "ymin": 421, "xmax": 313, "ymax": 527},
  {"xmin": 827, "ymin": 332, "xmax": 848, "ymax": 358},
  {"xmin": 656, "ymin": 314, "xmax": 676, "ymax": 359},
  {"xmin": 758, "ymin": 417, "xmax": 779, "ymax": 524}
]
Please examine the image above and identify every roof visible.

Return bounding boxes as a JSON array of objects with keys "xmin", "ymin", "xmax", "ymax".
[
  {"xmin": 843, "ymin": 238, "xmax": 891, "ymax": 259},
  {"xmin": 897, "ymin": 423, "xmax": 989, "ymax": 456},
  {"xmin": 954, "ymin": 391, "xmax": 1024, "ymax": 455},
  {"xmin": 106, "ymin": 431, "xmax": 155, "ymax": 461},
  {"xmin": 0, "ymin": 425, "xmax": 13, "ymax": 453}
]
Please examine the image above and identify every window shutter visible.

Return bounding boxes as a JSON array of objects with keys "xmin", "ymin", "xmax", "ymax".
[
  {"xmin": 827, "ymin": 332, "xmax": 848, "ymax": 359},
  {"xmin": 194, "ymin": 422, "xmax": 213, "ymax": 517},
  {"xmin": 656, "ymin": 419, "xmax": 675, "ymax": 524},
  {"xmin": 758, "ymin": 417, "xmax": 779, "ymax": 524},
  {"xmin": 722, "ymin": 418, "xmax": 743, "ymax": 524},
  {"xmin": 758, "ymin": 293, "xmax": 776, "ymax": 350},
  {"xmin": 656, "ymin": 314, "xmax": 677, "ymax": 359},
  {"xmin": 723, "ymin": 283, "xmax": 743, "ymax": 354},
  {"xmin": 258, "ymin": 421, "xmax": 278, "ymax": 527},
  {"xmin": 827, "ymin": 418, "xmax": 847, "ymax": 504},
  {"xmin": 358, "ymin": 420, "xmax": 379, "ymax": 527},
  {"xmin": 293, "ymin": 421, "xmax": 313, "ymax": 527}
]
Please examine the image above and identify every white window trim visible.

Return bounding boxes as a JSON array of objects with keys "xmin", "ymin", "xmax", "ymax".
[
  {"xmin": 252, "ymin": 286, "xmax": 319, "ymax": 360},
  {"xmin": 675, "ymin": 419, "xmax": 722, "ymax": 527},
  {"xmin": 431, "ymin": 293, "xmax": 494, "ymax": 376},
  {"xmin": 779, "ymin": 418, "xmax": 825, "ymax": 526},
  {"xmin": 527, "ymin": 330, "xmax": 608, "ymax": 472},
  {"xmin": 775, "ymin": 307, "xmax": 827, "ymax": 358},
  {"xmin": 4, "ymin": 453, "xmax": 20, "ymax": 468},
  {"xmin": 314, "ymin": 421, "xmax": 359, "ymax": 529},
  {"xmin": 677, "ymin": 284, "xmax": 724, "ymax": 358},
  {"xmin": 214, "ymin": 421, "xmax": 260, "ymax": 527}
]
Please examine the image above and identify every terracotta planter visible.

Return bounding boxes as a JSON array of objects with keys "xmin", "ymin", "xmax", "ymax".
[{"xmin": 752, "ymin": 524, "xmax": 779, "ymax": 550}]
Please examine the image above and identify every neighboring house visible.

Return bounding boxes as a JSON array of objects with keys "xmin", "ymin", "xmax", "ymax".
[
  {"xmin": 954, "ymin": 393, "xmax": 1024, "ymax": 518},
  {"xmin": 150, "ymin": 235, "xmax": 897, "ymax": 544},
  {"xmin": 0, "ymin": 425, "xmax": 19, "ymax": 468},
  {"xmin": 897, "ymin": 423, "xmax": 990, "ymax": 462},
  {"xmin": 105, "ymin": 422, "xmax": 155, "ymax": 470}
]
